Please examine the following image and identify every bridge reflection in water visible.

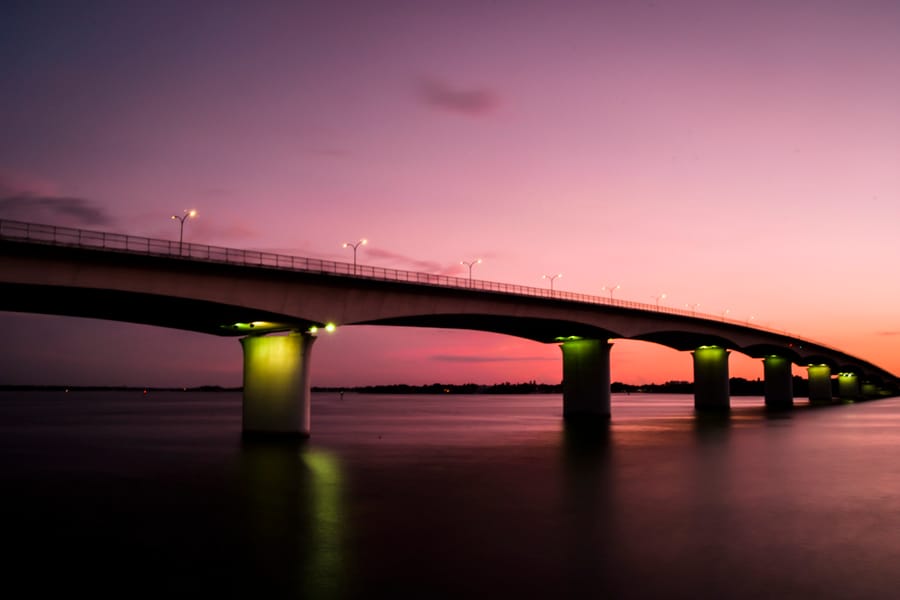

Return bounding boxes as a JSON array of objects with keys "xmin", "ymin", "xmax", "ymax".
[{"xmin": 1, "ymin": 219, "xmax": 896, "ymax": 437}]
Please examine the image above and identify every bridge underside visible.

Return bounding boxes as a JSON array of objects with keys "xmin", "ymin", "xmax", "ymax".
[
  {"xmin": 356, "ymin": 314, "xmax": 618, "ymax": 344},
  {"xmin": 0, "ymin": 283, "xmax": 312, "ymax": 336},
  {"xmin": 2, "ymin": 283, "xmax": 887, "ymax": 382}
]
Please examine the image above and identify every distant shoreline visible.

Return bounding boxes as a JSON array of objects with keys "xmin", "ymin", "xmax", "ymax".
[
  {"xmin": 0, "ymin": 377, "xmax": 807, "ymax": 396},
  {"xmin": 0, "ymin": 384, "xmax": 241, "ymax": 392}
]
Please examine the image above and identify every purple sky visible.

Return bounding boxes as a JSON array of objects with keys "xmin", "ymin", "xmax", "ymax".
[{"xmin": 2, "ymin": 1, "xmax": 899, "ymax": 387}]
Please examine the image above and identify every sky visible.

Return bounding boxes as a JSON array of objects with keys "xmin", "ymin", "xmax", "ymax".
[{"xmin": 1, "ymin": 0, "xmax": 899, "ymax": 388}]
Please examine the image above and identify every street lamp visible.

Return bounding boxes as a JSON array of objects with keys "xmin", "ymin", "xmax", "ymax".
[
  {"xmin": 721, "ymin": 308, "xmax": 731, "ymax": 322},
  {"xmin": 342, "ymin": 238, "xmax": 367, "ymax": 274},
  {"xmin": 460, "ymin": 258, "xmax": 481, "ymax": 286},
  {"xmin": 686, "ymin": 302, "xmax": 700, "ymax": 316},
  {"xmin": 652, "ymin": 293, "xmax": 667, "ymax": 309},
  {"xmin": 543, "ymin": 273, "xmax": 562, "ymax": 292},
  {"xmin": 602, "ymin": 284, "xmax": 620, "ymax": 300},
  {"xmin": 170, "ymin": 209, "xmax": 197, "ymax": 255}
]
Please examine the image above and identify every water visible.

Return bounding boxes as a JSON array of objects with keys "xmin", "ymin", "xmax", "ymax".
[{"xmin": 3, "ymin": 390, "xmax": 900, "ymax": 598}]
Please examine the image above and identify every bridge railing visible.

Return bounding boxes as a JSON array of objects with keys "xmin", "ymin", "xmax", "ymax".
[{"xmin": 0, "ymin": 218, "xmax": 814, "ymax": 344}]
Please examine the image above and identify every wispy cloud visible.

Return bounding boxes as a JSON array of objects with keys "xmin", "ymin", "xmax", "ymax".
[
  {"xmin": 417, "ymin": 77, "xmax": 500, "ymax": 117},
  {"xmin": 0, "ymin": 194, "xmax": 113, "ymax": 226},
  {"xmin": 432, "ymin": 354, "xmax": 555, "ymax": 363},
  {"xmin": 876, "ymin": 331, "xmax": 900, "ymax": 336},
  {"xmin": 0, "ymin": 171, "xmax": 114, "ymax": 227},
  {"xmin": 364, "ymin": 247, "xmax": 462, "ymax": 275}
]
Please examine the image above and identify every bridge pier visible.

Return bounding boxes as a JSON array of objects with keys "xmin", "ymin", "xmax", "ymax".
[
  {"xmin": 763, "ymin": 355, "xmax": 793, "ymax": 409},
  {"xmin": 240, "ymin": 331, "xmax": 316, "ymax": 438},
  {"xmin": 692, "ymin": 346, "xmax": 730, "ymax": 411},
  {"xmin": 861, "ymin": 382, "xmax": 879, "ymax": 399},
  {"xmin": 807, "ymin": 365, "xmax": 832, "ymax": 403},
  {"xmin": 838, "ymin": 373, "xmax": 861, "ymax": 401},
  {"xmin": 561, "ymin": 339, "xmax": 611, "ymax": 421}
]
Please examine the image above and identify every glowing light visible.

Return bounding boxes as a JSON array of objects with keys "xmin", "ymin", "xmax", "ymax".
[
  {"xmin": 542, "ymin": 273, "xmax": 562, "ymax": 292},
  {"xmin": 170, "ymin": 208, "xmax": 198, "ymax": 221},
  {"xmin": 170, "ymin": 208, "xmax": 198, "ymax": 253},
  {"xmin": 342, "ymin": 238, "xmax": 367, "ymax": 249},
  {"xmin": 602, "ymin": 284, "xmax": 620, "ymax": 300},
  {"xmin": 230, "ymin": 321, "xmax": 260, "ymax": 330},
  {"xmin": 343, "ymin": 239, "xmax": 367, "ymax": 274},
  {"xmin": 838, "ymin": 372, "xmax": 860, "ymax": 400},
  {"xmin": 310, "ymin": 323, "xmax": 336, "ymax": 335},
  {"xmin": 461, "ymin": 258, "xmax": 482, "ymax": 285}
]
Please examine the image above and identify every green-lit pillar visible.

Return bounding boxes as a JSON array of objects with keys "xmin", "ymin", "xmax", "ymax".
[
  {"xmin": 693, "ymin": 346, "xmax": 730, "ymax": 411},
  {"xmin": 838, "ymin": 373, "xmax": 861, "ymax": 400},
  {"xmin": 861, "ymin": 382, "xmax": 879, "ymax": 399},
  {"xmin": 240, "ymin": 331, "xmax": 316, "ymax": 438},
  {"xmin": 807, "ymin": 364, "xmax": 832, "ymax": 403},
  {"xmin": 561, "ymin": 339, "xmax": 611, "ymax": 420},
  {"xmin": 763, "ymin": 355, "xmax": 793, "ymax": 409}
]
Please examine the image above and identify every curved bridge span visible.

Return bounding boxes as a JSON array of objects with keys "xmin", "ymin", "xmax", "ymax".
[{"xmin": 1, "ymin": 220, "xmax": 896, "ymax": 437}]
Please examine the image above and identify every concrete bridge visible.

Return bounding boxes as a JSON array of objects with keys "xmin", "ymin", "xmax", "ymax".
[{"xmin": 1, "ymin": 219, "xmax": 896, "ymax": 437}]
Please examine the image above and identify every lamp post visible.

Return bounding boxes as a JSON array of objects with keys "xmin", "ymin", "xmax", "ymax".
[
  {"xmin": 721, "ymin": 308, "xmax": 731, "ymax": 322},
  {"xmin": 686, "ymin": 302, "xmax": 700, "ymax": 316},
  {"xmin": 460, "ymin": 258, "xmax": 481, "ymax": 287},
  {"xmin": 543, "ymin": 273, "xmax": 562, "ymax": 293},
  {"xmin": 652, "ymin": 293, "xmax": 667, "ymax": 309},
  {"xmin": 602, "ymin": 284, "xmax": 620, "ymax": 300},
  {"xmin": 342, "ymin": 238, "xmax": 367, "ymax": 274},
  {"xmin": 170, "ymin": 209, "xmax": 197, "ymax": 255}
]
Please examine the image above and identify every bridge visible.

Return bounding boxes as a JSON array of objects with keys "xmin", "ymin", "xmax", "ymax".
[{"xmin": 1, "ymin": 219, "xmax": 897, "ymax": 437}]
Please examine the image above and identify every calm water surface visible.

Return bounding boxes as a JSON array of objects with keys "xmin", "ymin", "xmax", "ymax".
[{"xmin": 3, "ymin": 391, "xmax": 900, "ymax": 598}]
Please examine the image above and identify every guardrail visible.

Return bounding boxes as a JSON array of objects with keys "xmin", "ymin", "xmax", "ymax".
[{"xmin": 0, "ymin": 218, "xmax": 815, "ymax": 344}]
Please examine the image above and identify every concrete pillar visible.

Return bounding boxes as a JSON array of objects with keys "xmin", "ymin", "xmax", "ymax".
[
  {"xmin": 838, "ymin": 373, "xmax": 861, "ymax": 400},
  {"xmin": 692, "ymin": 346, "xmax": 730, "ymax": 411},
  {"xmin": 561, "ymin": 339, "xmax": 611, "ymax": 421},
  {"xmin": 807, "ymin": 364, "xmax": 832, "ymax": 403},
  {"xmin": 861, "ymin": 382, "xmax": 878, "ymax": 399},
  {"xmin": 240, "ymin": 331, "xmax": 316, "ymax": 438},
  {"xmin": 763, "ymin": 355, "xmax": 793, "ymax": 409}
]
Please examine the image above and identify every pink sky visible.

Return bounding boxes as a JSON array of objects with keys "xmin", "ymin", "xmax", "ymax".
[{"xmin": 2, "ymin": 1, "xmax": 899, "ymax": 387}]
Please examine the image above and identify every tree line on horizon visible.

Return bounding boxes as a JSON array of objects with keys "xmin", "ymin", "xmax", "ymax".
[
  {"xmin": 315, "ymin": 376, "xmax": 814, "ymax": 397},
  {"xmin": 1, "ymin": 376, "xmax": 817, "ymax": 396}
]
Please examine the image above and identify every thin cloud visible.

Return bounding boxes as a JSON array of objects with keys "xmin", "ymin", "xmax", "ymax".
[
  {"xmin": 364, "ymin": 247, "xmax": 459, "ymax": 275},
  {"xmin": 432, "ymin": 354, "xmax": 556, "ymax": 363},
  {"xmin": 351, "ymin": 248, "xmax": 499, "ymax": 277},
  {"xmin": 417, "ymin": 77, "xmax": 500, "ymax": 117},
  {"xmin": 877, "ymin": 331, "xmax": 900, "ymax": 336},
  {"xmin": 0, "ymin": 194, "xmax": 113, "ymax": 226}
]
